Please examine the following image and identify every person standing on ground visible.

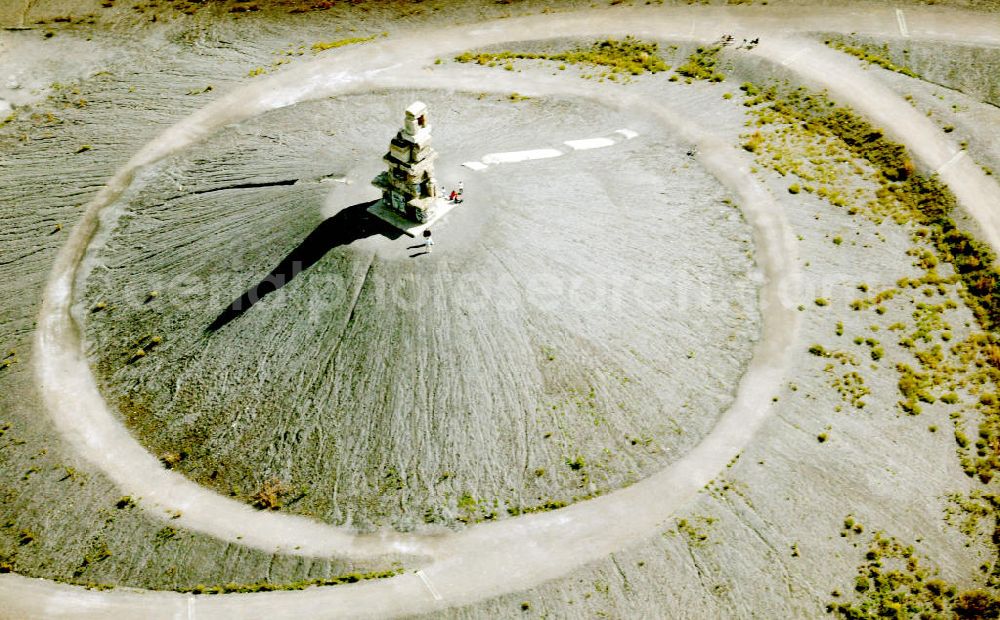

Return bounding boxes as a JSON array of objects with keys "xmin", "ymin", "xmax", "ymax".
[{"xmin": 423, "ymin": 228, "xmax": 434, "ymax": 253}]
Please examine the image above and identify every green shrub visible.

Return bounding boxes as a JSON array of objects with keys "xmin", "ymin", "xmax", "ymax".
[
  {"xmin": 825, "ymin": 39, "xmax": 919, "ymax": 78},
  {"xmin": 455, "ymin": 37, "xmax": 669, "ymax": 80},
  {"xmin": 743, "ymin": 132, "xmax": 764, "ymax": 153},
  {"xmin": 675, "ymin": 45, "xmax": 725, "ymax": 82},
  {"xmin": 311, "ymin": 35, "xmax": 376, "ymax": 52}
]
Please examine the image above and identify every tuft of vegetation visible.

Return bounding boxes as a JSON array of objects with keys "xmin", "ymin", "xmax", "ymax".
[
  {"xmin": 674, "ymin": 45, "xmax": 725, "ymax": 82},
  {"xmin": 72, "ymin": 543, "xmax": 111, "ymax": 578},
  {"xmin": 743, "ymin": 131, "xmax": 763, "ymax": 153},
  {"xmin": 809, "ymin": 344, "xmax": 829, "ymax": 357},
  {"xmin": 829, "ymin": 531, "xmax": 1000, "ymax": 619},
  {"xmin": 311, "ymin": 35, "xmax": 377, "ymax": 53},
  {"xmin": 674, "ymin": 516, "xmax": 716, "ymax": 547},
  {"xmin": 454, "ymin": 37, "xmax": 669, "ymax": 82},
  {"xmin": 154, "ymin": 527, "xmax": 178, "ymax": 546},
  {"xmin": 178, "ymin": 567, "xmax": 404, "ymax": 595},
  {"xmin": 831, "ymin": 370, "xmax": 869, "ymax": 409},
  {"xmin": 251, "ymin": 478, "xmax": 290, "ymax": 510},
  {"xmin": 509, "ymin": 499, "xmax": 568, "ymax": 516},
  {"xmin": 825, "ymin": 39, "xmax": 918, "ymax": 78}
]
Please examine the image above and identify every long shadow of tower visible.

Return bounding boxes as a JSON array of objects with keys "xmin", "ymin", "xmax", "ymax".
[{"xmin": 208, "ymin": 200, "xmax": 400, "ymax": 332}]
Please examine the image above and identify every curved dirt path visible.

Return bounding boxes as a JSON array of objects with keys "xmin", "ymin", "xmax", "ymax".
[{"xmin": 6, "ymin": 4, "xmax": 1000, "ymax": 618}]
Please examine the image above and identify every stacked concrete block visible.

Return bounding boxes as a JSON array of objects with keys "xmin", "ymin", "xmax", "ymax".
[{"xmin": 372, "ymin": 101, "xmax": 442, "ymax": 223}]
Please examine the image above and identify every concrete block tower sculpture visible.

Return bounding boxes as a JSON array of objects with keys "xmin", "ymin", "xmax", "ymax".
[{"xmin": 371, "ymin": 101, "xmax": 443, "ymax": 224}]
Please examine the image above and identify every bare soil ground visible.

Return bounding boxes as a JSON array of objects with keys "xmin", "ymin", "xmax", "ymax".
[
  {"xmin": 1, "ymin": 2, "xmax": 999, "ymax": 618},
  {"xmin": 79, "ymin": 89, "xmax": 758, "ymax": 531}
]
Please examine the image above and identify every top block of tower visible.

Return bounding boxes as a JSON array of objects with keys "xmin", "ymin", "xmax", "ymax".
[{"xmin": 403, "ymin": 101, "xmax": 432, "ymax": 143}]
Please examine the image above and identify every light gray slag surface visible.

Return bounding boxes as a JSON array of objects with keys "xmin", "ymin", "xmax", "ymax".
[{"xmin": 80, "ymin": 90, "xmax": 760, "ymax": 530}]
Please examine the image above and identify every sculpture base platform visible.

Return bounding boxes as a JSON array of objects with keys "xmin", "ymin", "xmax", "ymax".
[{"xmin": 367, "ymin": 198, "xmax": 457, "ymax": 237}]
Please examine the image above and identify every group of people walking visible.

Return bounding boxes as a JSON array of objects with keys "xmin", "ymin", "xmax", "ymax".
[{"xmin": 720, "ymin": 33, "xmax": 759, "ymax": 49}]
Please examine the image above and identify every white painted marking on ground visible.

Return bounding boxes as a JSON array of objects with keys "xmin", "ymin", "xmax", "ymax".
[
  {"xmin": 416, "ymin": 570, "xmax": 443, "ymax": 601},
  {"xmin": 187, "ymin": 595, "xmax": 195, "ymax": 620},
  {"xmin": 780, "ymin": 48, "xmax": 809, "ymax": 67},
  {"xmin": 481, "ymin": 148, "xmax": 563, "ymax": 164},
  {"xmin": 936, "ymin": 149, "xmax": 965, "ymax": 175},
  {"xmin": 469, "ymin": 130, "xmax": 638, "ymax": 169},
  {"xmin": 564, "ymin": 137, "xmax": 616, "ymax": 150},
  {"xmin": 896, "ymin": 8, "xmax": 909, "ymax": 37}
]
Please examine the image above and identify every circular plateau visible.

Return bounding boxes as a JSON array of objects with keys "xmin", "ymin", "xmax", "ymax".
[
  {"xmin": 6, "ymin": 5, "xmax": 999, "ymax": 617},
  {"xmin": 79, "ymin": 89, "xmax": 761, "ymax": 531}
]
